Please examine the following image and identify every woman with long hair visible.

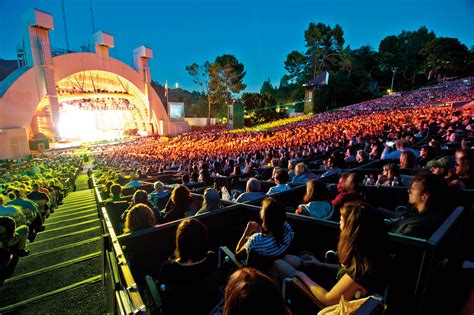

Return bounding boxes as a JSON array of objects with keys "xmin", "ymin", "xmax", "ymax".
[
  {"xmin": 273, "ymin": 201, "xmax": 389, "ymax": 307},
  {"xmin": 235, "ymin": 197, "xmax": 294, "ymax": 261},
  {"xmin": 123, "ymin": 204, "xmax": 156, "ymax": 233},
  {"xmin": 295, "ymin": 179, "xmax": 333, "ymax": 220},
  {"xmin": 223, "ymin": 267, "xmax": 290, "ymax": 315},
  {"xmin": 161, "ymin": 185, "xmax": 192, "ymax": 223}
]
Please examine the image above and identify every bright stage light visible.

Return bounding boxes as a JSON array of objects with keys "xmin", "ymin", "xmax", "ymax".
[
  {"xmin": 58, "ymin": 108, "xmax": 126, "ymax": 143},
  {"xmin": 58, "ymin": 109, "xmax": 97, "ymax": 140}
]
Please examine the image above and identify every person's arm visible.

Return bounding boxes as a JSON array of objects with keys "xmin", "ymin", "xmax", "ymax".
[
  {"xmin": 294, "ymin": 272, "xmax": 366, "ymax": 307},
  {"xmin": 235, "ymin": 221, "xmax": 261, "ymax": 259}
]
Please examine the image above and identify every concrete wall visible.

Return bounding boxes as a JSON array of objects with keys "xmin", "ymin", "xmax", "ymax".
[{"xmin": 0, "ymin": 128, "xmax": 30, "ymax": 159}]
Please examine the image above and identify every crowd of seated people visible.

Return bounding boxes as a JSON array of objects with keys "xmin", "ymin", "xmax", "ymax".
[
  {"xmin": 85, "ymin": 80, "xmax": 474, "ymax": 313},
  {"xmin": 0, "ymin": 156, "xmax": 80, "ymax": 259}
]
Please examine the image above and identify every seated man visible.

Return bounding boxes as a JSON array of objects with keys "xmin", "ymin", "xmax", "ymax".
[
  {"xmin": 235, "ymin": 178, "xmax": 266, "ymax": 203},
  {"xmin": 266, "ymin": 169, "xmax": 291, "ymax": 195},
  {"xmin": 27, "ymin": 183, "xmax": 50, "ymax": 218},
  {"xmin": 291, "ymin": 162, "xmax": 318, "ymax": 183},
  {"xmin": 104, "ymin": 184, "xmax": 125, "ymax": 204},
  {"xmin": 7, "ymin": 189, "xmax": 45, "ymax": 236},
  {"xmin": 388, "ymin": 173, "xmax": 449, "ymax": 239},
  {"xmin": 0, "ymin": 195, "xmax": 29, "ymax": 256},
  {"xmin": 148, "ymin": 181, "xmax": 171, "ymax": 209}
]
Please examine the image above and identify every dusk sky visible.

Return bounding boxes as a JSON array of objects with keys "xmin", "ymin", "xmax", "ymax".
[{"xmin": 1, "ymin": 0, "xmax": 473, "ymax": 93}]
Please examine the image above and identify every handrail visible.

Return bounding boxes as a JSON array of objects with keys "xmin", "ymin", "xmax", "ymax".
[{"xmin": 101, "ymin": 205, "xmax": 146, "ymax": 314}]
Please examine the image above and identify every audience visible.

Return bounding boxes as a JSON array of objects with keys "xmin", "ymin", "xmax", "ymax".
[{"xmin": 273, "ymin": 202, "xmax": 389, "ymax": 307}]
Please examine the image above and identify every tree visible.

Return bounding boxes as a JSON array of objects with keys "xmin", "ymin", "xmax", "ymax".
[
  {"xmin": 186, "ymin": 54, "xmax": 246, "ymax": 122},
  {"xmin": 210, "ymin": 54, "xmax": 246, "ymax": 107},
  {"xmin": 260, "ymin": 78, "xmax": 276, "ymax": 96},
  {"xmin": 186, "ymin": 62, "xmax": 213, "ymax": 122},
  {"xmin": 421, "ymin": 37, "xmax": 469, "ymax": 80},
  {"xmin": 241, "ymin": 93, "xmax": 283, "ymax": 126}
]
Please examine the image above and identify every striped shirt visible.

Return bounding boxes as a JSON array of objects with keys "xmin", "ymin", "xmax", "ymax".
[{"xmin": 244, "ymin": 221, "xmax": 294, "ymax": 257}]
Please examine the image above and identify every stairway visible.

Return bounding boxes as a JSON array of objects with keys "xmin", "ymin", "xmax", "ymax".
[{"xmin": 0, "ymin": 189, "xmax": 106, "ymax": 314}]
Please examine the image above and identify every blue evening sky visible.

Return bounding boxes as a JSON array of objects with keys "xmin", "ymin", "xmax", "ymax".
[{"xmin": 1, "ymin": 0, "xmax": 473, "ymax": 92}]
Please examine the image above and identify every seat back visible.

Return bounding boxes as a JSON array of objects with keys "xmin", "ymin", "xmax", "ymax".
[{"xmin": 104, "ymin": 201, "xmax": 130, "ymax": 235}]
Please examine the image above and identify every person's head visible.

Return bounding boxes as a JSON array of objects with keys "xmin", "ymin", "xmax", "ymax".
[
  {"xmin": 260, "ymin": 198, "xmax": 286, "ymax": 245},
  {"xmin": 246, "ymin": 178, "xmax": 261, "ymax": 193},
  {"xmin": 356, "ymin": 150, "xmax": 368, "ymax": 163},
  {"xmin": 124, "ymin": 204, "xmax": 156, "ymax": 233},
  {"xmin": 274, "ymin": 169, "xmax": 289, "ymax": 185},
  {"xmin": 174, "ymin": 218, "xmax": 208, "ymax": 263},
  {"xmin": 420, "ymin": 145, "xmax": 434, "ymax": 160},
  {"xmin": 0, "ymin": 194, "xmax": 7, "ymax": 205},
  {"xmin": 400, "ymin": 151, "xmax": 416, "ymax": 169},
  {"xmin": 455, "ymin": 149, "xmax": 472, "ymax": 179},
  {"xmin": 132, "ymin": 190, "xmax": 149, "ymax": 205},
  {"xmin": 408, "ymin": 173, "xmax": 448, "ymax": 213},
  {"xmin": 303, "ymin": 179, "xmax": 330, "ymax": 204},
  {"xmin": 223, "ymin": 267, "xmax": 289, "ymax": 315},
  {"xmin": 337, "ymin": 173, "xmax": 349, "ymax": 193},
  {"xmin": 182, "ymin": 174, "xmax": 190, "ymax": 184},
  {"xmin": 343, "ymin": 173, "xmax": 362, "ymax": 192},
  {"xmin": 110, "ymin": 184, "xmax": 122, "ymax": 197},
  {"xmin": 202, "ymin": 189, "xmax": 221, "ymax": 210},
  {"xmin": 171, "ymin": 185, "xmax": 192, "ymax": 207},
  {"xmin": 338, "ymin": 202, "xmax": 388, "ymax": 279},
  {"xmin": 384, "ymin": 163, "xmax": 400, "ymax": 181},
  {"xmin": 31, "ymin": 183, "xmax": 40, "ymax": 191},
  {"xmin": 271, "ymin": 167, "xmax": 282, "ymax": 180},
  {"xmin": 426, "ymin": 156, "xmax": 454, "ymax": 177},
  {"xmin": 295, "ymin": 162, "xmax": 306, "ymax": 176},
  {"xmin": 153, "ymin": 181, "xmax": 165, "ymax": 192}
]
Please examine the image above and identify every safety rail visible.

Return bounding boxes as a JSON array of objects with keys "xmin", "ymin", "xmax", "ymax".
[{"xmin": 93, "ymin": 177, "xmax": 145, "ymax": 314}]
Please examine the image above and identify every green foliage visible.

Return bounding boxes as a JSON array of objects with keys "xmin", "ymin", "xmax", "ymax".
[
  {"xmin": 420, "ymin": 37, "xmax": 469, "ymax": 80},
  {"xmin": 241, "ymin": 93, "xmax": 286, "ymax": 126},
  {"xmin": 186, "ymin": 54, "xmax": 246, "ymax": 120},
  {"xmin": 260, "ymin": 78, "xmax": 276, "ymax": 96},
  {"xmin": 278, "ymin": 24, "xmax": 472, "ymax": 110}
]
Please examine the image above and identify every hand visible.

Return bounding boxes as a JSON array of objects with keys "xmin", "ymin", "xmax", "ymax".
[
  {"xmin": 301, "ymin": 254, "xmax": 319, "ymax": 266},
  {"xmin": 245, "ymin": 221, "xmax": 261, "ymax": 235}
]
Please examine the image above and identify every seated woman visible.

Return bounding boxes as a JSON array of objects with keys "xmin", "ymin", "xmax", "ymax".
[
  {"xmin": 295, "ymin": 179, "xmax": 334, "ymax": 220},
  {"xmin": 195, "ymin": 189, "xmax": 222, "ymax": 215},
  {"xmin": 223, "ymin": 267, "xmax": 290, "ymax": 315},
  {"xmin": 235, "ymin": 198, "xmax": 294, "ymax": 265},
  {"xmin": 161, "ymin": 185, "xmax": 192, "ymax": 223},
  {"xmin": 375, "ymin": 163, "xmax": 401, "ymax": 186},
  {"xmin": 273, "ymin": 201, "xmax": 389, "ymax": 307},
  {"xmin": 159, "ymin": 218, "xmax": 218, "ymax": 314},
  {"xmin": 159, "ymin": 218, "xmax": 216, "ymax": 286},
  {"xmin": 123, "ymin": 204, "xmax": 156, "ymax": 233}
]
